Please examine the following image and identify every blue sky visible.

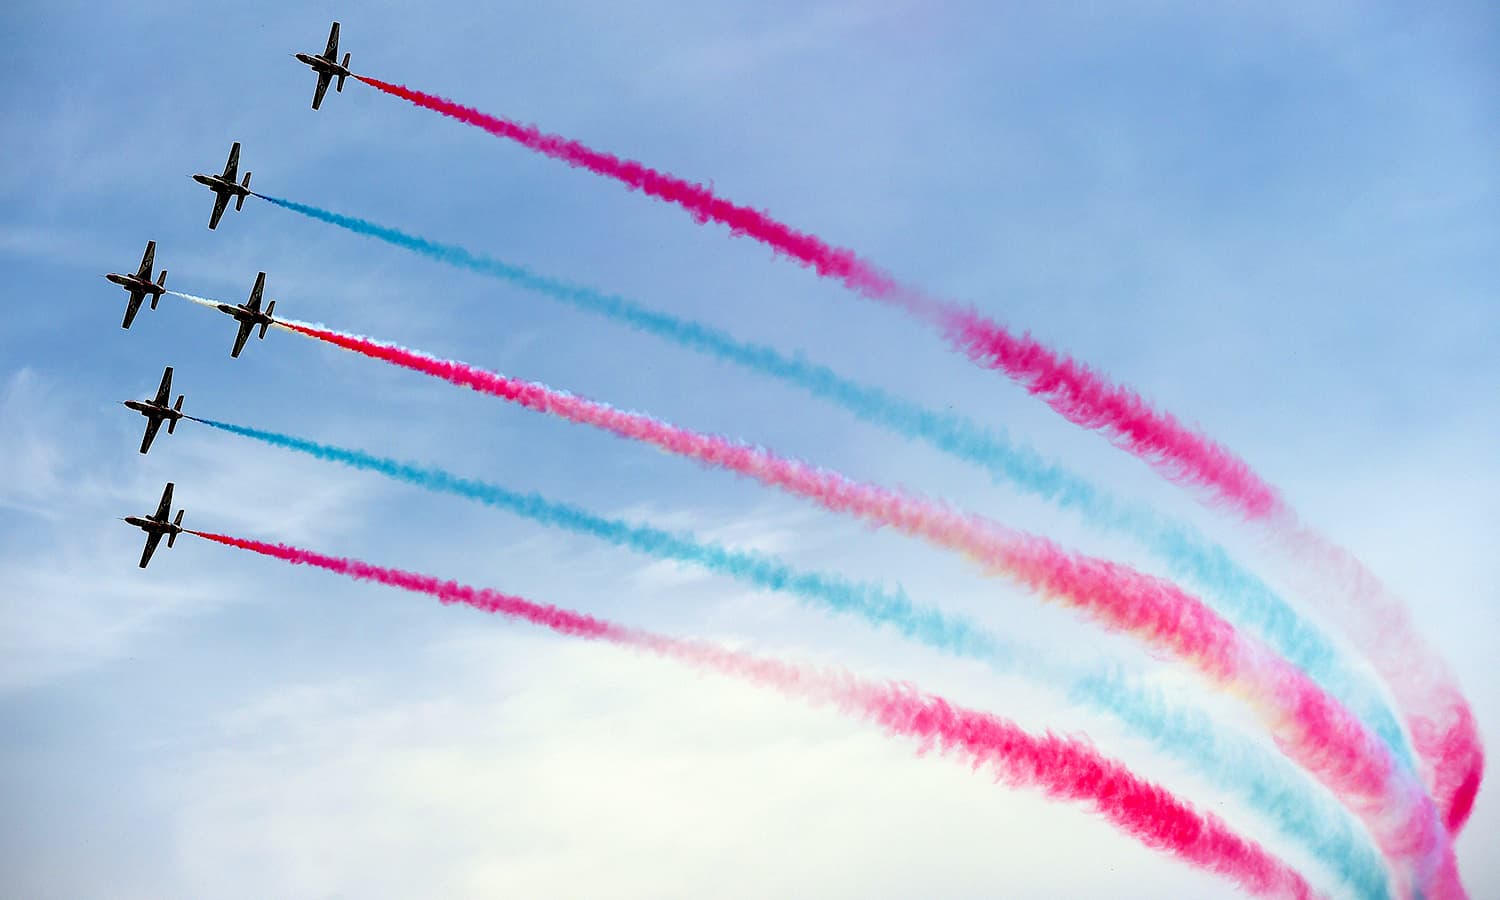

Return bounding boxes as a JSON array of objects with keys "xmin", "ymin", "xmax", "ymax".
[{"xmin": 2, "ymin": 1, "xmax": 1496, "ymax": 896}]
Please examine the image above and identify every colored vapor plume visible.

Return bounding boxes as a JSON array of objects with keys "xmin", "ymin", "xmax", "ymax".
[
  {"xmin": 191, "ymin": 413, "xmax": 1390, "ymax": 897},
  {"xmin": 348, "ymin": 75, "xmax": 1483, "ymax": 829},
  {"xmin": 188, "ymin": 528, "xmax": 1318, "ymax": 900},
  {"xmin": 249, "ymin": 192, "xmax": 1415, "ymax": 779},
  {"xmin": 352, "ymin": 74, "xmax": 1278, "ymax": 520},
  {"xmin": 260, "ymin": 313, "xmax": 1455, "ymax": 893}
]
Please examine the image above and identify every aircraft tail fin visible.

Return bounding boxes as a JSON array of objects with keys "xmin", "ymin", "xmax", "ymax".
[
  {"xmin": 261, "ymin": 300, "xmax": 275, "ymax": 338},
  {"xmin": 237, "ymin": 173, "xmax": 251, "ymax": 209},
  {"xmin": 151, "ymin": 271, "xmax": 166, "ymax": 309},
  {"xmin": 168, "ymin": 509, "xmax": 184, "ymax": 547},
  {"xmin": 168, "ymin": 396, "xmax": 184, "ymax": 433},
  {"xmin": 338, "ymin": 54, "xmax": 350, "ymax": 91}
]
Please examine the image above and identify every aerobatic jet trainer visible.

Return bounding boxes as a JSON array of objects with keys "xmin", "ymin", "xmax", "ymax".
[
  {"xmin": 192, "ymin": 141, "xmax": 252, "ymax": 229},
  {"xmin": 296, "ymin": 21, "xmax": 353, "ymax": 110},
  {"xmin": 215, "ymin": 271, "xmax": 278, "ymax": 358},
  {"xmin": 123, "ymin": 482, "xmax": 185, "ymax": 569},
  {"xmin": 123, "ymin": 366, "xmax": 186, "ymax": 454},
  {"xmin": 104, "ymin": 240, "xmax": 168, "ymax": 329}
]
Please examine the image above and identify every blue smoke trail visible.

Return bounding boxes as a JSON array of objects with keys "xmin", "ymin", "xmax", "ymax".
[
  {"xmin": 194, "ymin": 413, "xmax": 1388, "ymax": 898},
  {"xmin": 253, "ymin": 191, "xmax": 1414, "ymax": 776}
]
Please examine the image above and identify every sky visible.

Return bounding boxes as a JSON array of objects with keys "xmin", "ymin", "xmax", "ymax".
[{"xmin": 1, "ymin": 1, "xmax": 1497, "ymax": 897}]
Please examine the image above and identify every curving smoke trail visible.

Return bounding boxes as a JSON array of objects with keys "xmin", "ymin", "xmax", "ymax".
[
  {"xmin": 351, "ymin": 74, "xmax": 1278, "ymax": 519},
  {"xmin": 243, "ymin": 313, "xmax": 1455, "ymax": 894},
  {"xmin": 1275, "ymin": 529, "xmax": 1483, "ymax": 834},
  {"xmin": 190, "ymin": 413, "xmax": 1391, "ymax": 898},
  {"xmin": 345, "ymin": 77, "xmax": 1483, "ymax": 826},
  {"xmin": 246, "ymin": 193, "xmax": 1414, "ymax": 777},
  {"xmin": 187, "ymin": 528, "xmax": 1320, "ymax": 900}
]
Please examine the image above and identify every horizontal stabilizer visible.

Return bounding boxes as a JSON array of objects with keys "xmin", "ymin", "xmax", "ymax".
[
  {"xmin": 236, "ymin": 173, "xmax": 250, "ymax": 210},
  {"xmin": 157, "ymin": 269, "xmax": 168, "ymax": 286}
]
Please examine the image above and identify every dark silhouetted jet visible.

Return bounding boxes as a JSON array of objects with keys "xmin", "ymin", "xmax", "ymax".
[
  {"xmin": 192, "ymin": 142, "xmax": 252, "ymax": 229},
  {"xmin": 215, "ymin": 272, "xmax": 277, "ymax": 358},
  {"xmin": 123, "ymin": 366, "xmax": 186, "ymax": 454},
  {"xmin": 104, "ymin": 240, "xmax": 168, "ymax": 328},
  {"xmin": 297, "ymin": 22, "xmax": 353, "ymax": 110},
  {"xmin": 123, "ymin": 482, "xmax": 185, "ymax": 568}
]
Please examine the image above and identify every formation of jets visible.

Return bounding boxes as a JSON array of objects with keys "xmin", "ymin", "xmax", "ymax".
[{"xmin": 115, "ymin": 22, "xmax": 352, "ymax": 567}]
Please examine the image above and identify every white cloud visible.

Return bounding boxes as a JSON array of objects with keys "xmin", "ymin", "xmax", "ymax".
[{"xmin": 154, "ymin": 631, "xmax": 1243, "ymax": 900}]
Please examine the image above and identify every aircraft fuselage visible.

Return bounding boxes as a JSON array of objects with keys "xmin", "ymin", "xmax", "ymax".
[
  {"xmin": 124, "ymin": 515, "xmax": 179, "ymax": 536},
  {"xmin": 193, "ymin": 173, "xmax": 248, "ymax": 195},
  {"xmin": 215, "ymin": 303, "xmax": 272, "ymax": 327},
  {"xmin": 105, "ymin": 272, "xmax": 162, "ymax": 293},
  {"xmin": 296, "ymin": 52, "xmax": 350, "ymax": 77},
  {"xmin": 123, "ymin": 399, "xmax": 180, "ymax": 420}
]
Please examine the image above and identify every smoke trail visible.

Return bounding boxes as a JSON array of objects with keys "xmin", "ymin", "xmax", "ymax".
[
  {"xmin": 188, "ymin": 528, "xmax": 1319, "ymax": 900},
  {"xmin": 167, "ymin": 289, "xmax": 224, "ymax": 311},
  {"xmin": 1277, "ymin": 528, "xmax": 1484, "ymax": 834},
  {"xmin": 258, "ymin": 316, "xmax": 1455, "ymax": 893},
  {"xmin": 247, "ymin": 192, "xmax": 1415, "ymax": 776},
  {"xmin": 352, "ymin": 74, "xmax": 1279, "ymax": 520},
  {"xmin": 346, "ymin": 78, "xmax": 1483, "ymax": 826},
  {"xmin": 190, "ymin": 413, "xmax": 1391, "ymax": 897}
]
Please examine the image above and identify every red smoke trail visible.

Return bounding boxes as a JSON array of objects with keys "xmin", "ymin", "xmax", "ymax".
[
  {"xmin": 357, "ymin": 77, "xmax": 1482, "ymax": 828},
  {"xmin": 188, "ymin": 528, "xmax": 1317, "ymax": 900},
  {"xmin": 354, "ymin": 75, "xmax": 1481, "ymax": 828},
  {"xmin": 353, "ymin": 74, "xmax": 1279, "ymax": 521},
  {"xmin": 352, "ymin": 74, "xmax": 1483, "ymax": 838},
  {"xmin": 277, "ymin": 318, "xmax": 1460, "ymax": 894},
  {"xmin": 1277, "ymin": 526, "xmax": 1484, "ymax": 834}
]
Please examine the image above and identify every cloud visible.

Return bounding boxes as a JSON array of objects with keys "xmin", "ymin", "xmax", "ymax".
[
  {"xmin": 155, "ymin": 629, "xmax": 1239, "ymax": 899},
  {"xmin": 0, "ymin": 366, "xmax": 375, "ymax": 690}
]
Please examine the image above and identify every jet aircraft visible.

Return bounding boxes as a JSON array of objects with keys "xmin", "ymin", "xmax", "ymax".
[
  {"xmin": 192, "ymin": 142, "xmax": 252, "ymax": 229},
  {"xmin": 123, "ymin": 366, "xmax": 186, "ymax": 454},
  {"xmin": 123, "ymin": 482, "xmax": 185, "ymax": 569},
  {"xmin": 104, "ymin": 240, "xmax": 168, "ymax": 328},
  {"xmin": 215, "ymin": 272, "xmax": 277, "ymax": 358},
  {"xmin": 296, "ymin": 21, "xmax": 353, "ymax": 110}
]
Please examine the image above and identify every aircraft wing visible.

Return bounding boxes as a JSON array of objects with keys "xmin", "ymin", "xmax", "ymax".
[
  {"xmin": 154, "ymin": 366, "xmax": 173, "ymax": 405},
  {"xmin": 246, "ymin": 272, "xmax": 265, "ymax": 312},
  {"xmin": 122, "ymin": 290, "xmax": 146, "ymax": 329},
  {"xmin": 137, "ymin": 240, "xmax": 156, "ymax": 279},
  {"xmin": 222, "ymin": 142, "xmax": 240, "ymax": 180},
  {"xmin": 312, "ymin": 71, "xmax": 333, "ymax": 110},
  {"xmin": 139, "ymin": 531, "xmax": 163, "ymax": 568},
  {"xmin": 324, "ymin": 22, "xmax": 340, "ymax": 59},
  {"xmin": 231, "ymin": 320, "xmax": 254, "ymax": 358},
  {"xmin": 154, "ymin": 482, "xmax": 174, "ymax": 520},
  {"xmin": 208, "ymin": 190, "xmax": 230, "ymax": 229},
  {"xmin": 139, "ymin": 417, "xmax": 162, "ymax": 454}
]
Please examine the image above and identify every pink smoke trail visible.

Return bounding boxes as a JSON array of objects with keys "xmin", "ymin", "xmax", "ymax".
[
  {"xmin": 351, "ymin": 75, "xmax": 1482, "ymax": 829},
  {"xmin": 1275, "ymin": 525, "xmax": 1483, "ymax": 834},
  {"xmin": 275, "ymin": 318, "xmax": 1459, "ymax": 896},
  {"xmin": 188, "ymin": 528, "xmax": 1318, "ymax": 900},
  {"xmin": 353, "ymin": 74, "xmax": 1278, "ymax": 520}
]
